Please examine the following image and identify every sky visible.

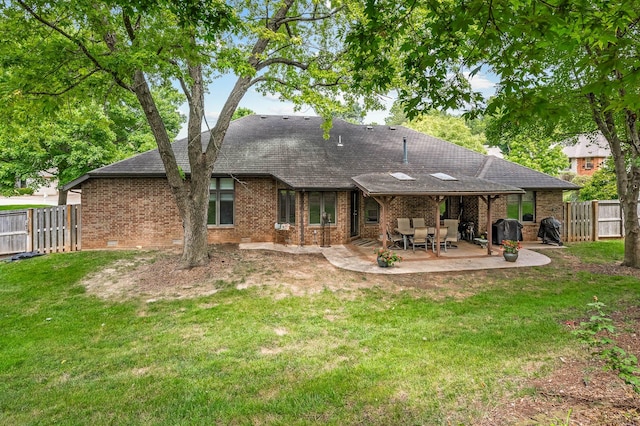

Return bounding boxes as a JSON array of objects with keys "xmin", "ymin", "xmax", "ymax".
[{"xmin": 176, "ymin": 71, "xmax": 498, "ymax": 140}]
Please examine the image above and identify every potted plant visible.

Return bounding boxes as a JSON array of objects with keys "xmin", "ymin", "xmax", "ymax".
[
  {"xmin": 501, "ymin": 239, "xmax": 521, "ymax": 262},
  {"xmin": 374, "ymin": 248, "xmax": 403, "ymax": 267}
]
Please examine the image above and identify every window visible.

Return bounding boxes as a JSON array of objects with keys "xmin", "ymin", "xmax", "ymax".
[
  {"xmin": 584, "ymin": 157, "xmax": 594, "ymax": 170},
  {"xmin": 278, "ymin": 190, "xmax": 296, "ymax": 224},
  {"xmin": 507, "ymin": 191, "xmax": 535, "ymax": 222},
  {"xmin": 208, "ymin": 177, "xmax": 234, "ymax": 225},
  {"xmin": 309, "ymin": 192, "xmax": 336, "ymax": 225},
  {"xmin": 364, "ymin": 197, "xmax": 379, "ymax": 223}
]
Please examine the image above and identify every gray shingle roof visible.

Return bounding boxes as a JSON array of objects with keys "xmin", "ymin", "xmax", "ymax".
[
  {"xmin": 67, "ymin": 115, "xmax": 579, "ymax": 191},
  {"xmin": 563, "ymin": 132, "xmax": 610, "ymax": 158},
  {"xmin": 352, "ymin": 172, "xmax": 524, "ymax": 196}
]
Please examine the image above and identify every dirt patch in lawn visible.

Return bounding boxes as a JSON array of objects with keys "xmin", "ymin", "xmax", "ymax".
[{"xmin": 81, "ymin": 245, "xmax": 640, "ymax": 424}]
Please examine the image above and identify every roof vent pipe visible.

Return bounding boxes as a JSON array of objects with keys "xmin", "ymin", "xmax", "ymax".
[{"xmin": 403, "ymin": 136, "xmax": 408, "ymax": 164}]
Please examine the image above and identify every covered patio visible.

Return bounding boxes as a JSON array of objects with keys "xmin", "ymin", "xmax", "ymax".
[{"xmin": 352, "ymin": 172, "xmax": 526, "ymax": 257}]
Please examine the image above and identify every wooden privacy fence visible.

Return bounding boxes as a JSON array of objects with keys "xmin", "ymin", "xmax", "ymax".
[
  {"xmin": 564, "ymin": 200, "xmax": 627, "ymax": 242},
  {"xmin": 0, "ymin": 205, "xmax": 81, "ymax": 255}
]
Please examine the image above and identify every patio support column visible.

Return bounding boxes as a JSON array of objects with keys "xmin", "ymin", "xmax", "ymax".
[
  {"xmin": 429, "ymin": 195, "xmax": 447, "ymax": 257},
  {"xmin": 479, "ymin": 194, "xmax": 500, "ymax": 255},
  {"xmin": 299, "ymin": 190, "xmax": 305, "ymax": 246},
  {"xmin": 373, "ymin": 195, "xmax": 394, "ymax": 249}
]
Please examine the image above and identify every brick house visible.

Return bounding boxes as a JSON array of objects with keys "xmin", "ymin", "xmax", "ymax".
[
  {"xmin": 563, "ymin": 132, "xmax": 610, "ymax": 177},
  {"xmin": 65, "ymin": 115, "xmax": 578, "ymax": 250}
]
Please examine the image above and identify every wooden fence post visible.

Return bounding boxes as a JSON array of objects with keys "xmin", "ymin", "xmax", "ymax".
[
  {"xmin": 65, "ymin": 205, "xmax": 71, "ymax": 252},
  {"xmin": 592, "ymin": 200, "xmax": 599, "ymax": 241},
  {"xmin": 27, "ymin": 208, "xmax": 33, "ymax": 252},
  {"xmin": 566, "ymin": 202, "xmax": 572, "ymax": 242}
]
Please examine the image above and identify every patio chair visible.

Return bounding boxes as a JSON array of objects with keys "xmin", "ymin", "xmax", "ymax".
[
  {"xmin": 443, "ymin": 219, "xmax": 459, "ymax": 248},
  {"xmin": 397, "ymin": 217, "xmax": 411, "ymax": 231},
  {"xmin": 412, "ymin": 218, "xmax": 426, "ymax": 228},
  {"xmin": 387, "ymin": 230, "xmax": 404, "ymax": 249},
  {"xmin": 409, "ymin": 227, "xmax": 429, "ymax": 252},
  {"xmin": 431, "ymin": 227, "xmax": 448, "ymax": 253}
]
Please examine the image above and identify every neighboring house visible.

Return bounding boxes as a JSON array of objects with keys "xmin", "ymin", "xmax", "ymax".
[
  {"xmin": 563, "ymin": 132, "xmax": 610, "ymax": 176},
  {"xmin": 65, "ymin": 115, "xmax": 578, "ymax": 250}
]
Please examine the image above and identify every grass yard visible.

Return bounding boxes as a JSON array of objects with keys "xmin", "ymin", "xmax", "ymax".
[
  {"xmin": 0, "ymin": 204, "xmax": 50, "ymax": 211},
  {"xmin": 0, "ymin": 241, "xmax": 638, "ymax": 425}
]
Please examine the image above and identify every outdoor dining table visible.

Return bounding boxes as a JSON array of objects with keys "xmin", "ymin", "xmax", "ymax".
[
  {"xmin": 394, "ymin": 227, "xmax": 414, "ymax": 250},
  {"xmin": 394, "ymin": 227, "xmax": 448, "ymax": 251}
]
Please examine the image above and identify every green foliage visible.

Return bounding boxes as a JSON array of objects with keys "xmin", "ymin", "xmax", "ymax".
[
  {"xmin": 503, "ymin": 135, "xmax": 568, "ymax": 175},
  {"xmin": 0, "ymin": 83, "xmax": 184, "ymax": 193},
  {"xmin": 232, "ymin": 107, "xmax": 255, "ymax": 120},
  {"xmin": 485, "ymin": 114, "xmax": 568, "ymax": 175},
  {"xmin": 573, "ymin": 297, "xmax": 640, "ymax": 393},
  {"xmin": 0, "ymin": 204, "xmax": 49, "ymax": 211},
  {"xmin": 385, "ymin": 100, "xmax": 408, "ymax": 126},
  {"xmin": 405, "ymin": 110, "xmax": 487, "ymax": 153},
  {"xmin": 577, "ymin": 159, "xmax": 618, "ymax": 201}
]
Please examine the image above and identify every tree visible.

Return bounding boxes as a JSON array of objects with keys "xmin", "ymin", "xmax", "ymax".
[
  {"xmin": 405, "ymin": 110, "xmax": 486, "ymax": 153},
  {"xmin": 348, "ymin": 0, "xmax": 640, "ymax": 267},
  {"xmin": 485, "ymin": 116, "xmax": 568, "ymax": 176},
  {"xmin": 385, "ymin": 101, "xmax": 486, "ymax": 152},
  {"xmin": 334, "ymin": 103, "xmax": 365, "ymax": 124},
  {"xmin": 578, "ymin": 159, "xmax": 619, "ymax": 201},
  {"xmin": 232, "ymin": 108, "xmax": 255, "ymax": 121},
  {"xmin": 0, "ymin": 87, "xmax": 184, "ymax": 204},
  {"xmin": 384, "ymin": 100, "xmax": 408, "ymax": 126},
  {"xmin": 3, "ymin": 1, "xmax": 379, "ymax": 268}
]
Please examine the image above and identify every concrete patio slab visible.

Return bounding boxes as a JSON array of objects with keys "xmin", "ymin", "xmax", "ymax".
[{"xmin": 240, "ymin": 240, "xmax": 561, "ymax": 274}]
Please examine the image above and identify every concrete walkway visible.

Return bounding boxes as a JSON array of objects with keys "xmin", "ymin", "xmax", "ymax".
[{"xmin": 240, "ymin": 240, "xmax": 561, "ymax": 274}]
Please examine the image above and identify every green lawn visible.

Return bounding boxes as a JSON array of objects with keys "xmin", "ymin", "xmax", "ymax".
[
  {"xmin": 0, "ymin": 204, "xmax": 50, "ymax": 211},
  {"xmin": 0, "ymin": 242, "xmax": 637, "ymax": 425}
]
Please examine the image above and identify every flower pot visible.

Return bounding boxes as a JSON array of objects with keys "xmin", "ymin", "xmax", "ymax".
[
  {"xmin": 377, "ymin": 256, "xmax": 389, "ymax": 267},
  {"xmin": 503, "ymin": 252, "xmax": 518, "ymax": 262}
]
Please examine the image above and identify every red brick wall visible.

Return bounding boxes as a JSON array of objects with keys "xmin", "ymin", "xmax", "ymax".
[
  {"xmin": 475, "ymin": 191, "xmax": 564, "ymax": 241},
  {"xmin": 81, "ymin": 178, "xmax": 183, "ymax": 249},
  {"xmin": 576, "ymin": 157, "xmax": 606, "ymax": 176},
  {"xmin": 81, "ymin": 177, "xmax": 566, "ymax": 248}
]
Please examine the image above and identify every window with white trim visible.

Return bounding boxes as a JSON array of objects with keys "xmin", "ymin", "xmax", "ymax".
[
  {"xmin": 507, "ymin": 191, "xmax": 535, "ymax": 222},
  {"xmin": 208, "ymin": 177, "xmax": 234, "ymax": 225},
  {"xmin": 309, "ymin": 192, "xmax": 336, "ymax": 225}
]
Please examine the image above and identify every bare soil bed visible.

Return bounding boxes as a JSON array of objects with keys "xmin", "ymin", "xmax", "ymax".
[{"xmin": 82, "ymin": 245, "xmax": 640, "ymax": 425}]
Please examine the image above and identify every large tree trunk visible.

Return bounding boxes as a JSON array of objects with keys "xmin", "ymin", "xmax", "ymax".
[
  {"xmin": 591, "ymin": 95, "xmax": 640, "ymax": 268},
  {"xmin": 621, "ymin": 196, "xmax": 640, "ymax": 268},
  {"xmin": 180, "ymin": 169, "xmax": 211, "ymax": 268},
  {"xmin": 57, "ymin": 188, "xmax": 68, "ymax": 205},
  {"xmin": 126, "ymin": 4, "xmax": 294, "ymax": 269}
]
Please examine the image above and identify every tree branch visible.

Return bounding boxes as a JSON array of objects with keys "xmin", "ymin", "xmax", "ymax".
[
  {"xmin": 26, "ymin": 68, "xmax": 101, "ymax": 96},
  {"xmin": 16, "ymin": 0, "xmax": 132, "ymax": 91},
  {"xmin": 255, "ymin": 57, "xmax": 308, "ymax": 72}
]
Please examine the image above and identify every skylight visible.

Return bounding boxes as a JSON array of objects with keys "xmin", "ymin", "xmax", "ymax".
[
  {"xmin": 430, "ymin": 172, "xmax": 458, "ymax": 181},
  {"xmin": 390, "ymin": 172, "xmax": 415, "ymax": 181}
]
